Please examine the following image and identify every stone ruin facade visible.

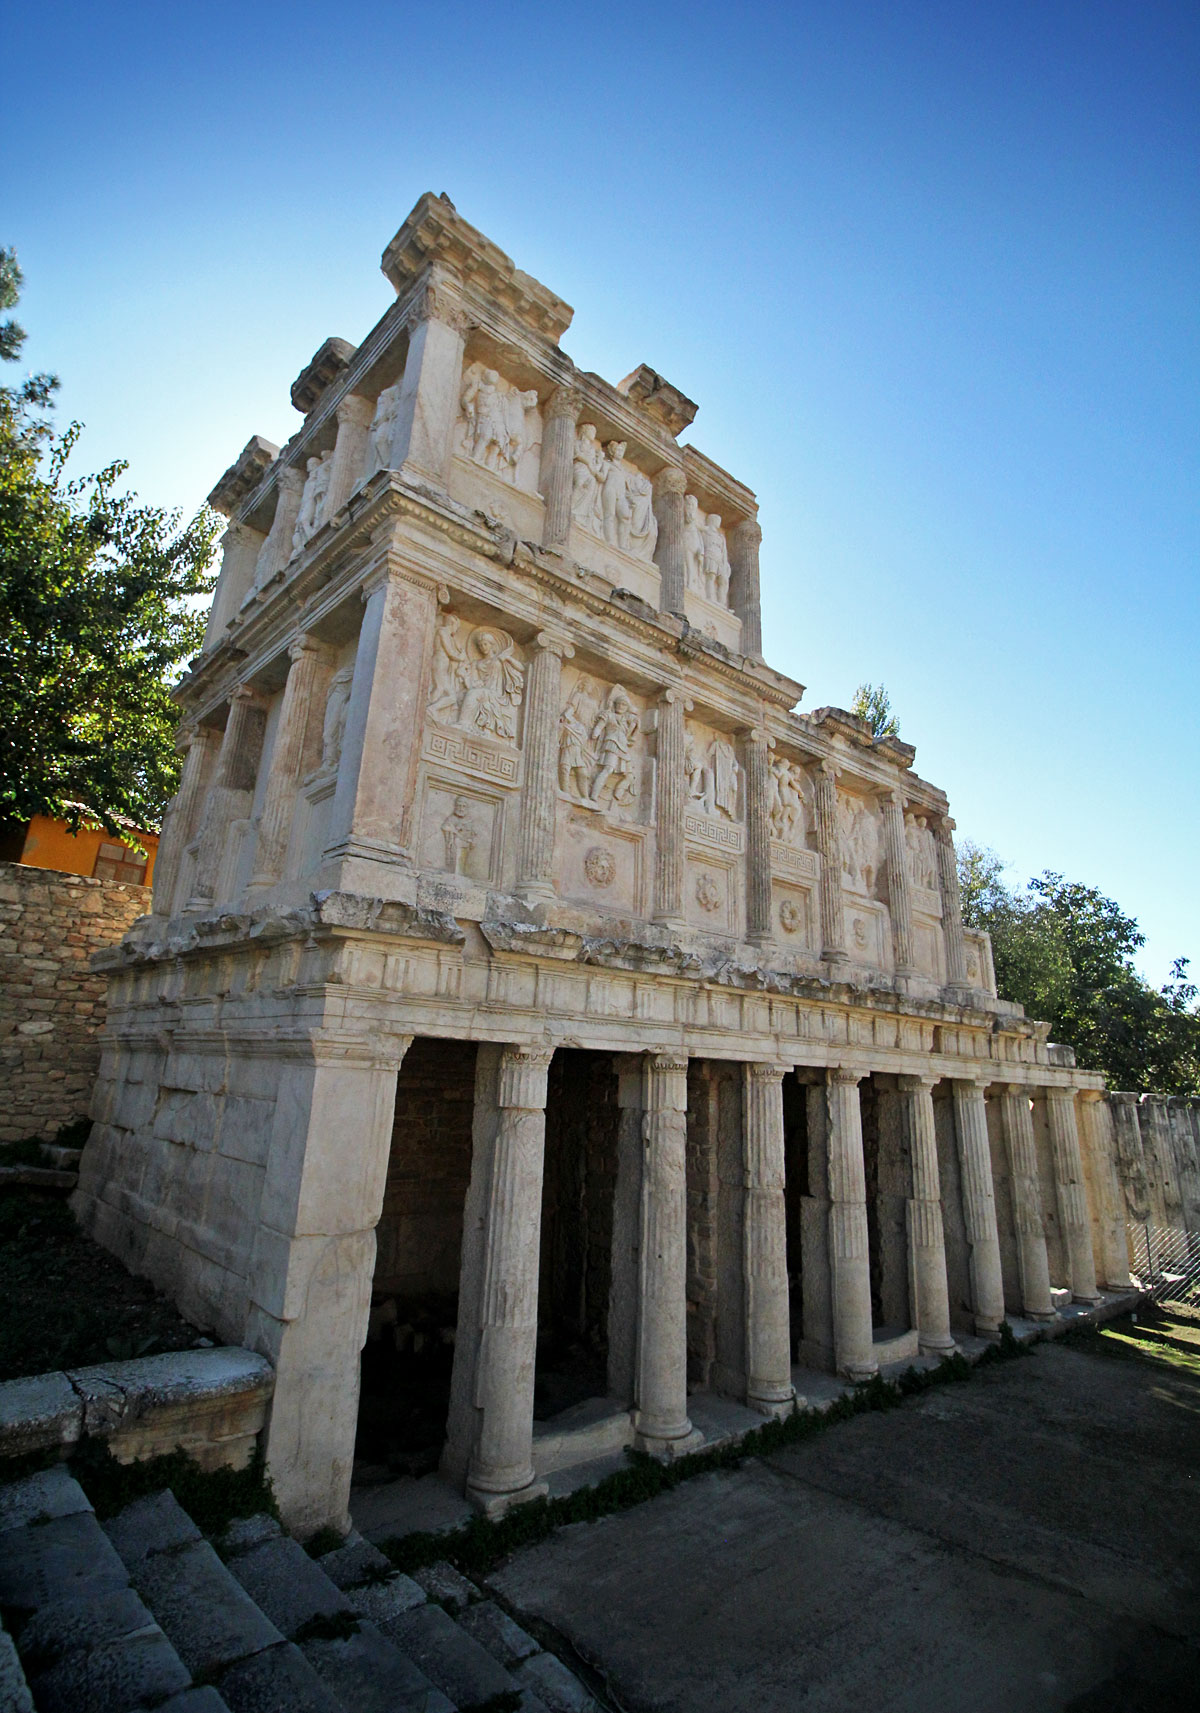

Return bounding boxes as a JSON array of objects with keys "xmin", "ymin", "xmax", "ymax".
[{"xmin": 74, "ymin": 194, "xmax": 1134, "ymax": 1534}]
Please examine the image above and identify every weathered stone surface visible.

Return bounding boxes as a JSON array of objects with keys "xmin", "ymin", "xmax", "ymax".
[
  {"xmin": 302, "ymin": 1623, "xmax": 455, "ymax": 1713},
  {"xmin": 104, "ymin": 1489, "xmax": 202, "ymax": 1564},
  {"xmin": 159, "ymin": 1689, "xmax": 233, "ymax": 1713},
  {"xmin": 128, "ymin": 1539, "xmax": 282, "ymax": 1676},
  {"xmin": 0, "ymin": 1373, "xmax": 80, "ymax": 1459},
  {"xmin": 457, "ymin": 1597, "xmax": 540, "ymax": 1668},
  {"xmin": 383, "ymin": 1602, "xmax": 519, "ymax": 1706},
  {"xmin": 216, "ymin": 1640, "xmax": 341, "ymax": 1713},
  {"xmin": 227, "ymin": 1535, "xmax": 351, "ymax": 1638},
  {"xmin": 0, "ymin": 1463, "xmax": 90, "ymax": 1533},
  {"xmin": 220, "ymin": 1513, "xmax": 282, "ymax": 1555},
  {"xmin": 515, "ymin": 1649, "xmax": 603, "ymax": 1713},
  {"xmin": 315, "ymin": 1530, "xmax": 391, "ymax": 1589},
  {"xmin": 0, "ymin": 1626, "xmax": 34, "ymax": 1713},
  {"xmin": 16, "ymin": 1586, "xmax": 154, "ymax": 1664},
  {"xmin": 344, "ymin": 1572, "xmax": 426, "ymax": 1625},
  {"xmin": 27, "ymin": 1626, "xmax": 190, "ymax": 1713},
  {"xmin": 412, "ymin": 1559, "xmax": 479, "ymax": 1613},
  {"xmin": 0, "ymin": 1511, "xmax": 128, "ymax": 1615}
]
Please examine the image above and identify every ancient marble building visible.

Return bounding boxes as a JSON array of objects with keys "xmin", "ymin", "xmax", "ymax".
[{"xmin": 74, "ymin": 195, "xmax": 1131, "ymax": 1535}]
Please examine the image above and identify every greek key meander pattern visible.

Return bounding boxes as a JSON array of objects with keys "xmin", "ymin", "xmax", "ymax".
[
  {"xmin": 424, "ymin": 728, "xmax": 519, "ymax": 783},
  {"xmin": 684, "ymin": 812, "xmax": 744, "ymax": 852}
]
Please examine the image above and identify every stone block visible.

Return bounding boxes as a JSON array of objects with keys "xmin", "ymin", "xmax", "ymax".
[
  {"xmin": 315, "ymin": 1530, "xmax": 392, "ymax": 1589},
  {"xmin": 515, "ymin": 1650, "xmax": 602, "ymax": 1712},
  {"xmin": 0, "ymin": 1627, "xmax": 33, "ymax": 1713},
  {"xmin": 227, "ymin": 1534, "xmax": 351, "ymax": 1638},
  {"xmin": 216, "ymin": 1640, "xmax": 342, "ymax": 1713},
  {"xmin": 344, "ymin": 1572, "xmax": 426, "ymax": 1625},
  {"xmin": 160, "ymin": 1689, "xmax": 233, "ymax": 1713},
  {"xmin": 413, "ymin": 1558, "xmax": 479, "ymax": 1612},
  {"xmin": 0, "ymin": 1511, "xmax": 128, "ymax": 1616},
  {"xmin": 457, "ymin": 1598, "xmax": 540, "ymax": 1668},
  {"xmin": 302, "ymin": 1621, "xmax": 455, "ymax": 1713},
  {"xmin": 0, "ymin": 1464, "xmax": 91, "ymax": 1535},
  {"xmin": 16, "ymin": 1586, "xmax": 154, "ymax": 1664},
  {"xmin": 383, "ymin": 1603, "xmax": 518, "ymax": 1706},
  {"xmin": 104, "ymin": 1489, "xmax": 202, "ymax": 1565},
  {"xmin": 220, "ymin": 1513, "xmax": 282, "ymax": 1556},
  {"xmin": 129, "ymin": 1539, "xmax": 282, "ymax": 1676},
  {"xmin": 26, "ymin": 1625, "xmax": 190, "ymax": 1713}
]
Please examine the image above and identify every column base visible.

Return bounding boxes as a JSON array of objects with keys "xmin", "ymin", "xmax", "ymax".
[
  {"xmin": 632, "ymin": 1417, "xmax": 704, "ymax": 1459},
  {"xmin": 746, "ymin": 1387, "xmax": 797, "ymax": 1421},
  {"xmin": 465, "ymin": 1477, "xmax": 549, "ymax": 1520},
  {"xmin": 974, "ymin": 1318, "xmax": 1004, "ymax": 1341},
  {"xmin": 1024, "ymin": 1309, "xmax": 1058, "ymax": 1324},
  {"xmin": 918, "ymin": 1335, "xmax": 960, "ymax": 1358},
  {"xmin": 1072, "ymin": 1291, "xmax": 1104, "ymax": 1306},
  {"xmin": 840, "ymin": 1360, "xmax": 879, "ymax": 1383}
]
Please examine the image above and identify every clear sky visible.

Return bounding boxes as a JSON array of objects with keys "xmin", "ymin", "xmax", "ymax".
[{"xmin": 7, "ymin": 1, "xmax": 1197, "ymax": 984}]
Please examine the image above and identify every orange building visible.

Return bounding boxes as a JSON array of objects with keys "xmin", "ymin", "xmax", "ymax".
[{"xmin": 12, "ymin": 815, "xmax": 159, "ymax": 887}]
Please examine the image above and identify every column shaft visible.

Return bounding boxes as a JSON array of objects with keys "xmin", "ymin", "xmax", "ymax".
[
  {"xmin": 743, "ymin": 1064, "xmax": 795, "ymax": 1412},
  {"xmin": 826, "ymin": 1068, "xmax": 876, "ymax": 1378},
  {"xmin": 188, "ymin": 687, "xmax": 268, "ymax": 909},
  {"xmin": 1078, "ymin": 1092, "xmax": 1132, "ymax": 1289},
  {"xmin": 652, "ymin": 466, "xmax": 687, "ymax": 615},
  {"xmin": 151, "ymin": 724, "xmax": 220, "ymax": 918},
  {"xmin": 814, "ymin": 763, "xmax": 846, "ymax": 961},
  {"xmin": 729, "ymin": 518, "xmax": 763, "ymax": 655},
  {"xmin": 1045, "ymin": 1090, "xmax": 1102, "ymax": 1303},
  {"xmin": 653, "ymin": 689, "xmax": 686, "ymax": 925},
  {"xmin": 882, "ymin": 792, "xmax": 917, "ymax": 976},
  {"xmin": 1000, "ymin": 1086, "xmax": 1056, "ymax": 1320},
  {"xmin": 324, "ymin": 394, "xmax": 375, "ymax": 518},
  {"xmin": 539, "ymin": 386, "xmax": 580, "ymax": 549},
  {"xmin": 898, "ymin": 1076, "xmax": 956, "ymax": 1353},
  {"xmin": 936, "ymin": 817, "xmax": 969, "ymax": 990},
  {"xmin": 253, "ymin": 466, "xmax": 305, "ymax": 592},
  {"xmin": 247, "ymin": 637, "xmax": 325, "ymax": 892},
  {"xmin": 516, "ymin": 634, "xmax": 572, "ymax": 900},
  {"xmin": 633, "ymin": 1054, "xmax": 697, "ymax": 1451},
  {"xmin": 745, "ymin": 730, "xmax": 773, "ymax": 945},
  {"xmin": 950, "ymin": 1079, "xmax": 1006, "ymax": 1333},
  {"xmin": 204, "ymin": 521, "xmax": 265, "ymax": 647},
  {"xmin": 389, "ymin": 271, "xmax": 467, "ymax": 490}
]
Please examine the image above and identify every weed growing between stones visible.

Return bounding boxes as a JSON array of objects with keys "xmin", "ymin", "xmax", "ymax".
[
  {"xmin": 303, "ymin": 1525, "xmax": 345, "ymax": 1559},
  {"xmin": 459, "ymin": 1693, "xmax": 523, "ymax": 1713},
  {"xmin": 293, "ymin": 1610, "xmax": 361, "ymax": 1643},
  {"xmin": 69, "ymin": 1437, "xmax": 279, "ymax": 1534}
]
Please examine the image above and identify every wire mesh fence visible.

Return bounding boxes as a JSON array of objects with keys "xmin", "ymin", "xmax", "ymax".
[{"xmin": 1128, "ymin": 1221, "xmax": 1200, "ymax": 1306}]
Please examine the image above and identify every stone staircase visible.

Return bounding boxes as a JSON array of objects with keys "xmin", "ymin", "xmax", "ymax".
[{"xmin": 0, "ymin": 1465, "xmax": 601, "ymax": 1712}]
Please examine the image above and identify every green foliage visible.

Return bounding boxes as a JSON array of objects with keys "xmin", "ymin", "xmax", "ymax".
[
  {"xmin": 0, "ymin": 249, "xmax": 218, "ymax": 835},
  {"xmin": 958, "ymin": 842, "xmax": 1200, "ymax": 1094},
  {"xmin": 850, "ymin": 682, "xmax": 900, "ymax": 739},
  {"xmin": 70, "ymin": 1437, "xmax": 279, "ymax": 1534}
]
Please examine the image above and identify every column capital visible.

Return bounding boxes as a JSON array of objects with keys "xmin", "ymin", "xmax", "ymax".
[
  {"xmin": 897, "ymin": 1072, "xmax": 938, "ymax": 1093},
  {"xmin": 951, "ymin": 1071, "xmax": 993, "ymax": 1090},
  {"xmin": 653, "ymin": 463, "xmax": 687, "ymax": 497},
  {"xmin": 287, "ymin": 632, "xmax": 324, "ymax": 663},
  {"xmin": 498, "ymin": 1044, "xmax": 555, "ymax": 1109},
  {"xmin": 658, "ymin": 684, "xmax": 691, "ymax": 708},
  {"xmin": 175, "ymin": 721, "xmax": 199, "ymax": 755},
  {"xmin": 336, "ymin": 391, "xmax": 375, "ymax": 430},
  {"xmin": 404, "ymin": 268, "xmax": 470, "ymax": 337},
  {"xmin": 744, "ymin": 724, "xmax": 773, "ymax": 750},
  {"xmin": 533, "ymin": 630, "xmax": 574, "ymax": 660},
  {"xmin": 939, "ymin": 816, "xmax": 957, "ymax": 836},
  {"xmin": 648, "ymin": 1052, "xmax": 689, "ymax": 1075},
  {"xmin": 887, "ymin": 787, "xmax": 906, "ymax": 808},
  {"xmin": 1040, "ymin": 1083, "xmax": 1078, "ymax": 1104},
  {"xmin": 819, "ymin": 758, "xmax": 839, "ymax": 779},
  {"xmin": 362, "ymin": 558, "xmax": 442, "ymax": 603},
  {"xmin": 999, "ymin": 1081, "xmax": 1030, "ymax": 1099},
  {"xmin": 1076, "ymin": 1087, "xmax": 1105, "ymax": 1104},
  {"xmin": 229, "ymin": 682, "xmax": 267, "ymax": 708},
  {"xmin": 545, "ymin": 384, "xmax": 582, "ymax": 423},
  {"xmin": 731, "ymin": 517, "xmax": 762, "ymax": 548},
  {"xmin": 747, "ymin": 1062, "xmax": 787, "ymax": 1087},
  {"xmin": 277, "ymin": 462, "xmax": 306, "ymax": 497},
  {"xmin": 828, "ymin": 1065, "xmax": 863, "ymax": 1087}
]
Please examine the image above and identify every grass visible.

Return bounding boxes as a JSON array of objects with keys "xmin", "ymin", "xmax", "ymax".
[
  {"xmin": 1062, "ymin": 1303, "xmax": 1200, "ymax": 1379},
  {"xmin": 69, "ymin": 1437, "xmax": 279, "ymax": 1535}
]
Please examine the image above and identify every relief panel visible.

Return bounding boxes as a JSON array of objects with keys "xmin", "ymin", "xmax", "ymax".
[
  {"xmin": 568, "ymin": 425, "xmax": 661, "ymax": 605},
  {"xmin": 772, "ymin": 881, "xmax": 818, "ymax": 953},
  {"xmin": 838, "ymin": 791, "xmax": 883, "ymax": 899},
  {"xmin": 845, "ymin": 897, "xmax": 891, "ymax": 970},
  {"xmin": 559, "ymin": 813, "xmax": 644, "ymax": 916},
  {"xmin": 685, "ymin": 852, "xmax": 740, "ymax": 937},
  {"xmin": 419, "ymin": 780, "xmax": 504, "ymax": 886},
  {"xmin": 556, "ymin": 668, "xmax": 651, "ymax": 826}
]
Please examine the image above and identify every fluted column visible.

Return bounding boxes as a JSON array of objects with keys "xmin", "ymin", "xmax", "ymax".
[
  {"xmin": 813, "ymin": 762, "xmax": 847, "ymax": 963},
  {"xmin": 539, "ymin": 386, "xmax": 581, "ymax": 549},
  {"xmin": 1044, "ymin": 1089, "xmax": 1102, "ymax": 1303},
  {"xmin": 1077, "ymin": 1090, "xmax": 1131, "ymax": 1289},
  {"xmin": 743, "ymin": 1064, "xmax": 796, "ymax": 1414},
  {"xmin": 150, "ymin": 724, "xmax": 220, "ymax": 918},
  {"xmin": 389, "ymin": 268, "xmax": 468, "ymax": 491},
  {"xmin": 322, "ymin": 560, "xmax": 441, "ymax": 887},
  {"xmin": 465, "ymin": 1045, "xmax": 554, "ymax": 1515},
  {"xmin": 882, "ymin": 792, "xmax": 918, "ymax": 977},
  {"xmin": 898, "ymin": 1075, "xmax": 956, "ymax": 1354},
  {"xmin": 324, "ymin": 394, "xmax": 375, "ymax": 518},
  {"xmin": 652, "ymin": 465, "xmax": 687, "ymax": 616},
  {"xmin": 744, "ymin": 728, "xmax": 774, "ymax": 945},
  {"xmin": 253, "ymin": 465, "xmax": 305, "ymax": 592},
  {"xmin": 729, "ymin": 517, "xmax": 763, "ymax": 655},
  {"xmin": 826, "ymin": 1067, "xmax": 877, "ymax": 1378},
  {"xmin": 246, "ymin": 636, "xmax": 326, "ymax": 893},
  {"xmin": 633, "ymin": 1054, "xmax": 698, "ymax": 1453},
  {"xmin": 187, "ymin": 686, "xmax": 269, "ymax": 910},
  {"xmin": 204, "ymin": 521, "xmax": 265, "ymax": 647},
  {"xmin": 516, "ymin": 633, "xmax": 573, "ymax": 902},
  {"xmin": 950, "ymin": 1078, "xmax": 1006, "ymax": 1335},
  {"xmin": 999, "ymin": 1085, "xmax": 1056, "ymax": 1320},
  {"xmin": 653, "ymin": 688, "xmax": 687, "ymax": 926},
  {"xmin": 936, "ymin": 816, "xmax": 970, "ymax": 991}
]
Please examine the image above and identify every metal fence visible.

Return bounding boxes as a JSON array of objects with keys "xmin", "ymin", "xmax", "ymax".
[{"xmin": 1128, "ymin": 1221, "xmax": 1200, "ymax": 1306}]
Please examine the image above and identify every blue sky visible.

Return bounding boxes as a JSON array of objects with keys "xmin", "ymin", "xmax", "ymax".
[{"xmin": 7, "ymin": 1, "xmax": 1197, "ymax": 983}]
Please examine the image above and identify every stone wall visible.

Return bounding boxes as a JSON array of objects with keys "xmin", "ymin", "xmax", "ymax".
[
  {"xmin": 0, "ymin": 861, "xmax": 149, "ymax": 1144},
  {"xmin": 1105, "ymin": 1091, "xmax": 1200, "ymax": 1236}
]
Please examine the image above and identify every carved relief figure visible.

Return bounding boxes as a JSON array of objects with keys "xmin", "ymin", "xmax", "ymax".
[
  {"xmin": 558, "ymin": 678, "xmax": 597, "ymax": 800},
  {"xmin": 459, "ymin": 364, "xmax": 540, "ymax": 480},
  {"xmin": 695, "ymin": 873, "xmax": 722, "ymax": 913},
  {"xmin": 768, "ymin": 758, "xmax": 808, "ymax": 845},
  {"xmin": 779, "ymin": 898, "xmax": 804, "ymax": 936},
  {"xmin": 583, "ymin": 846, "xmax": 616, "ymax": 888},
  {"xmin": 570, "ymin": 424, "xmax": 605, "ymax": 531},
  {"xmin": 626, "ymin": 467, "xmax": 658, "ymax": 560},
  {"xmin": 292, "ymin": 450, "xmax": 333, "ymax": 551},
  {"xmin": 683, "ymin": 495, "xmax": 705, "ymax": 593},
  {"xmin": 320, "ymin": 668, "xmax": 355, "ymax": 772},
  {"xmin": 440, "ymin": 796, "xmax": 477, "ymax": 875},
  {"xmin": 906, "ymin": 815, "xmax": 938, "ymax": 892},
  {"xmin": 590, "ymin": 685, "xmax": 640, "ymax": 811},
  {"xmin": 600, "ymin": 441, "xmax": 633, "ymax": 551},
  {"xmin": 363, "ymin": 384, "xmax": 400, "ymax": 479},
  {"xmin": 711, "ymin": 737, "xmax": 740, "ymax": 820},
  {"xmin": 456, "ymin": 629, "xmax": 524, "ymax": 741},
  {"xmin": 840, "ymin": 797, "xmax": 880, "ymax": 893},
  {"xmin": 429, "ymin": 613, "xmax": 468, "ymax": 722},
  {"xmin": 569, "ymin": 428, "xmax": 657, "ymax": 563},
  {"xmin": 701, "ymin": 513, "xmax": 731, "ymax": 605},
  {"xmin": 684, "ymin": 735, "xmax": 710, "ymax": 812}
]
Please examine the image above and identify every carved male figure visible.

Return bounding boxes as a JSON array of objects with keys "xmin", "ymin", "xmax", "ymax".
[
  {"xmin": 711, "ymin": 736, "xmax": 739, "ymax": 819},
  {"xmin": 590, "ymin": 685, "xmax": 640, "ymax": 810},
  {"xmin": 683, "ymin": 495, "xmax": 706, "ymax": 592},
  {"xmin": 570, "ymin": 424, "xmax": 605, "ymax": 532},
  {"xmin": 600, "ymin": 441, "xmax": 633, "ymax": 551},
  {"xmin": 441, "ymin": 796, "xmax": 477, "ymax": 875},
  {"xmin": 558, "ymin": 678, "xmax": 596, "ymax": 800},
  {"xmin": 320, "ymin": 668, "xmax": 355, "ymax": 772},
  {"xmin": 684, "ymin": 735, "xmax": 710, "ymax": 813},
  {"xmin": 702, "ymin": 512, "xmax": 731, "ymax": 605},
  {"xmin": 292, "ymin": 450, "xmax": 333, "ymax": 551},
  {"xmin": 428, "ymin": 613, "xmax": 468, "ymax": 724},
  {"xmin": 626, "ymin": 466, "xmax": 658, "ymax": 560},
  {"xmin": 363, "ymin": 384, "xmax": 400, "ymax": 479}
]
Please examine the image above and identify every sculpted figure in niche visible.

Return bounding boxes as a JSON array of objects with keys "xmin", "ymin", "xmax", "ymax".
[
  {"xmin": 626, "ymin": 467, "xmax": 658, "ymax": 559},
  {"xmin": 571, "ymin": 424, "xmax": 605, "ymax": 532},
  {"xmin": 683, "ymin": 495, "xmax": 705, "ymax": 593},
  {"xmin": 768, "ymin": 758, "xmax": 808, "ymax": 845},
  {"xmin": 428, "ymin": 613, "xmax": 468, "ymax": 724},
  {"xmin": 906, "ymin": 815, "xmax": 938, "ymax": 892},
  {"xmin": 559, "ymin": 677, "xmax": 597, "ymax": 800},
  {"xmin": 711, "ymin": 737, "xmax": 739, "ymax": 820},
  {"xmin": 684, "ymin": 735, "xmax": 710, "ymax": 814},
  {"xmin": 320, "ymin": 667, "xmax": 355, "ymax": 772},
  {"xmin": 702, "ymin": 513, "xmax": 731, "ymax": 605},
  {"xmin": 600, "ymin": 441, "xmax": 633, "ymax": 551},
  {"xmin": 363, "ymin": 384, "xmax": 401, "ymax": 480},
  {"xmin": 456, "ymin": 628, "xmax": 524, "ymax": 742},
  {"xmin": 459, "ymin": 365, "xmax": 539, "ymax": 478},
  {"xmin": 590, "ymin": 685, "xmax": 640, "ymax": 812},
  {"xmin": 292, "ymin": 450, "xmax": 333, "ymax": 552},
  {"xmin": 440, "ymin": 796, "xmax": 477, "ymax": 875},
  {"xmin": 841, "ymin": 799, "xmax": 880, "ymax": 893}
]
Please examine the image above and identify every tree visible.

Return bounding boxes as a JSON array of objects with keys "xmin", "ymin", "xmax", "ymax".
[
  {"xmin": 958, "ymin": 841, "xmax": 1200, "ymax": 1095},
  {"xmin": 851, "ymin": 681, "xmax": 899, "ymax": 739},
  {"xmin": 0, "ymin": 250, "xmax": 218, "ymax": 837}
]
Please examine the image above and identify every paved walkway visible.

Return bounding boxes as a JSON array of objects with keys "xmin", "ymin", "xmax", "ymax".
[{"xmin": 490, "ymin": 1339, "xmax": 1200, "ymax": 1712}]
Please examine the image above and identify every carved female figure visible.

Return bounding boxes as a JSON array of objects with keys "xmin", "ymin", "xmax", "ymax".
[
  {"xmin": 626, "ymin": 467, "xmax": 658, "ymax": 561},
  {"xmin": 440, "ymin": 796, "xmax": 477, "ymax": 874},
  {"xmin": 683, "ymin": 495, "xmax": 705, "ymax": 592},
  {"xmin": 455, "ymin": 628, "xmax": 524, "ymax": 741},
  {"xmin": 570, "ymin": 424, "xmax": 605, "ymax": 533},
  {"xmin": 292, "ymin": 450, "xmax": 333, "ymax": 552},
  {"xmin": 600, "ymin": 441, "xmax": 633, "ymax": 551},
  {"xmin": 711, "ymin": 737, "xmax": 739, "ymax": 819},
  {"xmin": 590, "ymin": 685, "xmax": 640, "ymax": 811},
  {"xmin": 363, "ymin": 384, "xmax": 400, "ymax": 479},
  {"xmin": 320, "ymin": 667, "xmax": 355, "ymax": 772}
]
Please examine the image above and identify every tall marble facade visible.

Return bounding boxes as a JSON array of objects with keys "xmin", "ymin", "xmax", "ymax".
[{"xmin": 74, "ymin": 195, "xmax": 1128, "ymax": 1534}]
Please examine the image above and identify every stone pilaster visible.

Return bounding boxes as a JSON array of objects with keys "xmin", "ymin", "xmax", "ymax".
[
  {"xmin": 539, "ymin": 386, "xmax": 581, "ymax": 549},
  {"xmin": 745, "ymin": 728, "xmax": 773, "ymax": 946},
  {"xmin": 999, "ymin": 1085, "xmax": 1056, "ymax": 1320},
  {"xmin": 187, "ymin": 686, "xmax": 269, "ymax": 911},
  {"xmin": 246, "ymin": 636, "xmax": 326, "ymax": 894},
  {"xmin": 516, "ymin": 632, "xmax": 573, "ymax": 902},
  {"xmin": 253, "ymin": 465, "xmax": 305, "ymax": 592},
  {"xmin": 324, "ymin": 393, "xmax": 375, "ymax": 518},
  {"xmin": 653, "ymin": 688, "xmax": 687, "ymax": 927},
  {"xmin": 950, "ymin": 1078, "xmax": 1006, "ymax": 1335},
  {"xmin": 388, "ymin": 268, "xmax": 468, "ymax": 491},
  {"xmin": 322, "ymin": 560, "xmax": 441, "ymax": 894},
  {"xmin": 652, "ymin": 465, "xmax": 687, "ymax": 616},
  {"xmin": 936, "ymin": 816, "xmax": 969, "ymax": 991},
  {"xmin": 897, "ymin": 1074, "xmax": 957, "ymax": 1354},
  {"xmin": 813, "ymin": 762, "xmax": 846, "ymax": 963},
  {"xmin": 1044, "ymin": 1089, "xmax": 1102, "ymax": 1303},
  {"xmin": 633, "ymin": 1053, "xmax": 698, "ymax": 1453},
  {"xmin": 729, "ymin": 518, "xmax": 763, "ymax": 656},
  {"xmin": 1077, "ymin": 1090, "xmax": 1132, "ymax": 1289},
  {"xmin": 150, "ymin": 724, "xmax": 220, "ymax": 918},
  {"xmin": 743, "ymin": 1063, "xmax": 796, "ymax": 1414},
  {"xmin": 465, "ymin": 1045, "xmax": 554, "ymax": 1516},
  {"xmin": 826, "ymin": 1067, "xmax": 877, "ymax": 1379},
  {"xmin": 204, "ymin": 521, "xmax": 264, "ymax": 647},
  {"xmin": 882, "ymin": 792, "xmax": 918, "ymax": 977}
]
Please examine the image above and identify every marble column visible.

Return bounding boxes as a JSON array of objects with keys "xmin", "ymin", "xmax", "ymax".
[
  {"xmin": 389, "ymin": 268, "xmax": 468, "ymax": 491},
  {"xmin": 539, "ymin": 386, "xmax": 581, "ymax": 549},
  {"xmin": 826, "ymin": 1067, "xmax": 877, "ymax": 1378},
  {"xmin": 898, "ymin": 1075, "xmax": 957, "ymax": 1354},
  {"xmin": 950, "ymin": 1078, "xmax": 1006, "ymax": 1335},
  {"xmin": 1044, "ymin": 1089, "xmax": 1102, "ymax": 1303},
  {"xmin": 745, "ymin": 728, "xmax": 773, "ymax": 945},
  {"xmin": 203, "ymin": 521, "xmax": 265, "ymax": 647},
  {"xmin": 652, "ymin": 465, "xmax": 687, "ymax": 616},
  {"xmin": 1077, "ymin": 1090, "xmax": 1132, "ymax": 1289},
  {"xmin": 813, "ymin": 762, "xmax": 847, "ymax": 963},
  {"xmin": 936, "ymin": 816, "xmax": 970, "ymax": 991},
  {"xmin": 516, "ymin": 633, "xmax": 573, "ymax": 902},
  {"xmin": 150, "ymin": 723, "xmax": 220, "ymax": 918},
  {"xmin": 322, "ymin": 561, "xmax": 441, "ymax": 892},
  {"xmin": 633, "ymin": 1054, "xmax": 698, "ymax": 1453},
  {"xmin": 882, "ymin": 792, "xmax": 918, "ymax": 978},
  {"xmin": 999, "ymin": 1085, "xmax": 1056, "ymax": 1321},
  {"xmin": 324, "ymin": 394, "xmax": 375, "ymax": 518},
  {"xmin": 253, "ymin": 465, "xmax": 305, "ymax": 593},
  {"xmin": 465, "ymin": 1045, "xmax": 554, "ymax": 1515},
  {"xmin": 653, "ymin": 688, "xmax": 687, "ymax": 927},
  {"xmin": 743, "ymin": 1063, "xmax": 796, "ymax": 1414},
  {"xmin": 187, "ymin": 686, "xmax": 268, "ymax": 910},
  {"xmin": 729, "ymin": 518, "xmax": 763, "ymax": 656},
  {"xmin": 246, "ymin": 636, "xmax": 325, "ymax": 894}
]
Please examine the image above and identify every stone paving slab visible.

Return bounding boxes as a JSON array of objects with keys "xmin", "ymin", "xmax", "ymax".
[
  {"xmin": 302, "ymin": 1622, "xmax": 457, "ymax": 1713},
  {"xmin": 26, "ymin": 1624, "xmax": 191, "ymax": 1713},
  {"xmin": 16, "ymin": 1585, "xmax": 156, "ymax": 1664},
  {"xmin": 458, "ymin": 1597, "xmax": 541, "ymax": 1668},
  {"xmin": 0, "ymin": 1510, "xmax": 128, "ymax": 1615},
  {"xmin": 217, "ymin": 1639, "xmax": 342, "ymax": 1713},
  {"xmin": 105, "ymin": 1488, "xmax": 203, "ymax": 1563},
  {"xmin": 414, "ymin": 1559, "xmax": 479, "ymax": 1613},
  {"xmin": 0, "ymin": 1626, "xmax": 34, "ymax": 1713},
  {"xmin": 344, "ymin": 1570, "xmax": 427, "ymax": 1625},
  {"xmin": 385, "ymin": 1600, "xmax": 523, "ymax": 1706},
  {"xmin": 515, "ymin": 1649, "xmax": 603, "ymax": 1713},
  {"xmin": 315, "ymin": 1529, "xmax": 391, "ymax": 1589},
  {"xmin": 129, "ymin": 1538, "xmax": 282, "ymax": 1676},
  {"xmin": 0, "ymin": 1463, "xmax": 90, "ymax": 1534},
  {"xmin": 227, "ymin": 1534, "xmax": 352, "ymax": 1638}
]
